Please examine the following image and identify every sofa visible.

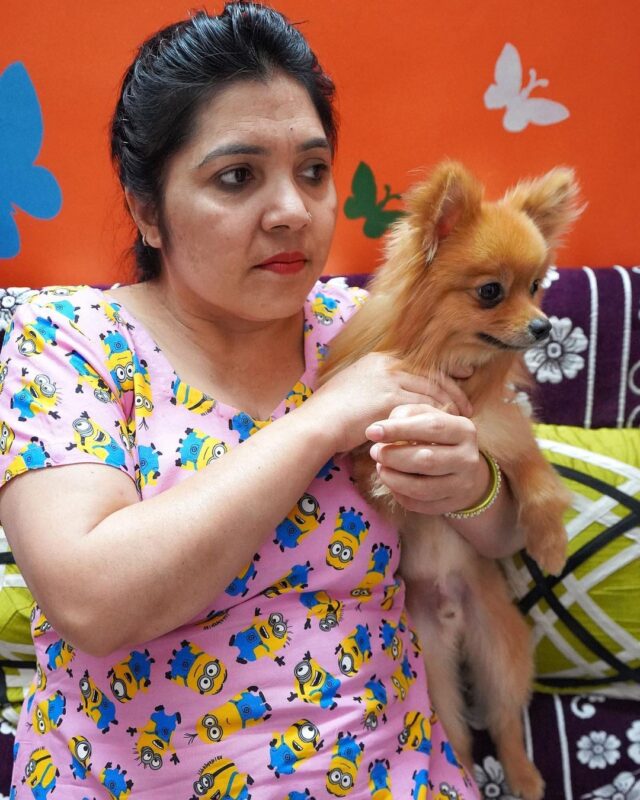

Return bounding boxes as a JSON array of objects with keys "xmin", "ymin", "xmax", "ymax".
[{"xmin": 0, "ymin": 266, "xmax": 638, "ymax": 799}]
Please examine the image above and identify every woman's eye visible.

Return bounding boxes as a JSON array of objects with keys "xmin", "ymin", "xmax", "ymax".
[
  {"xmin": 217, "ymin": 167, "xmax": 253, "ymax": 188},
  {"xmin": 476, "ymin": 282, "xmax": 504, "ymax": 306},
  {"xmin": 301, "ymin": 162, "xmax": 329, "ymax": 183}
]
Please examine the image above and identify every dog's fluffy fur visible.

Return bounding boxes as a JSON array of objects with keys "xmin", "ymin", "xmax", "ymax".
[{"xmin": 318, "ymin": 161, "xmax": 582, "ymax": 800}]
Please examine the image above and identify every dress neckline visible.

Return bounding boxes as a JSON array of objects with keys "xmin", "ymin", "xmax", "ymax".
[{"xmin": 97, "ymin": 285, "xmax": 316, "ymax": 425}]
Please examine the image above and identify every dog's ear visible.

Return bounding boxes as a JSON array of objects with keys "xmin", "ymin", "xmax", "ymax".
[
  {"xmin": 406, "ymin": 162, "xmax": 483, "ymax": 265},
  {"xmin": 504, "ymin": 167, "xmax": 584, "ymax": 250}
]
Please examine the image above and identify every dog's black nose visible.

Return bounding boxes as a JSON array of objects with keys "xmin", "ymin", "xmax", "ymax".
[{"xmin": 529, "ymin": 317, "xmax": 552, "ymax": 341}]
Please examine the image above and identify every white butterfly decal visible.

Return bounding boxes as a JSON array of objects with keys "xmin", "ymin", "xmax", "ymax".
[{"xmin": 484, "ymin": 43, "xmax": 569, "ymax": 132}]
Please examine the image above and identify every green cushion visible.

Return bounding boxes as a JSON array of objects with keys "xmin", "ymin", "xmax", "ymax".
[
  {"xmin": 502, "ymin": 425, "xmax": 640, "ymax": 697},
  {"xmin": 0, "ymin": 527, "xmax": 36, "ymax": 729}
]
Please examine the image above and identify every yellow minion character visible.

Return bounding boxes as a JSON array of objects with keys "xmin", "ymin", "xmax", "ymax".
[
  {"xmin": 326, "ymin": 732, "xmax": 364, "ymax": 797},
  {"xmin": 108, "ymin": 649, "xmax": 155, "ymax": 703},
  {"xmin": 299, "ymin": 589, "xmax": 344, "ymax": 632},
  {"xmin": 390, "ymin": 655, "xmax": 417, "ymax": 702},
  {"xmin": 312, "ymin": 291, "xmax": 341, "ymax": 326},
  {"xmin": 31, "ymin": 691, "xmax": 66, "ymax": 735},
  {"xmin": 335, "ymin": 624, "xmax": 373, "ymax": 677},
  {"xmin": 186, "ymin": 686, "xmax": 271, "ymax": 745},
  {"xmin": 268, "ymin": 719, "xmax": 324, "ymax": 777},
  {"xmin": 22, "ymin": 747, "xmax": 59, "ymax": 797},
  {"xmin": 381, "ymin": 578, "xmax": 402, "ymax": 611},
  {"xmin": 287, "ymin": 651, "xmax": 341, "ymax": 710},
  {"xmin": 77, "ymin": 670, "xmax": 118, "ymax": 733},
  {"xmin": 229, "ymin": 609, "xmax": 291, "ymax": 666},
  {"xmin": 274, "ymin": 493, "xmax": 325, "ymax": 551},
  {"xmin": 397, "ymin": 711, "xmax": 432, "ymax": 756},
  {"xmin": 285, "ymin": 380, "xmax": 313, "ymax": 410},
  {"xmin": 171, "ymin": 376, "xmax": 216, "ymax": 415},
  {"xmin": 129, "ymin": 705, "xmax": 181, "ymax": 769},
  {"xmin": 326, "ymin": 506, "xmax": 370, "ymax": 570},
  {"xmin": 133, "ymin": 370, "xmax": 154, "ymax": 428},
  {"xmin": 166, "ymin": 640, "xmax": 227, "ymax": 696},
  {"xmin": 68, "ymin": 735, "xmax": 92, "ymax": 780},
  {"xmin": 192, "ymin": 756, "xmax": 254, "ymax": 800},
  {"xmin": 0, "ymin": 420, "xmax": 14, "ymax": 454}
]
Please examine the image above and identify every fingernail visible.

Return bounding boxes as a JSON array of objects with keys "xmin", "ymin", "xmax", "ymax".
[
  {"xmin": 366, "ymin": 424, "xmax": 385, "ymax": 440},
  {"xmin": 376, "ymin": 461, "xmax": 382, "ymax": 474},
  {"xmin": 370, "ymin": 443, "xmax": 380, "ymax": 460}
]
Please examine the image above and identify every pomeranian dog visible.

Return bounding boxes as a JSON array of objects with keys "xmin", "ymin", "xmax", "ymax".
[{"xmin": 318, "ymin": 161, "xmax": 582, "ymax": 800}]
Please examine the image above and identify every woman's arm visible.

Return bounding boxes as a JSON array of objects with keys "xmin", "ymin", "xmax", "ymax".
[{"xmin": 0, "ymin": 353, "xmax": 466, "ymax": 657}]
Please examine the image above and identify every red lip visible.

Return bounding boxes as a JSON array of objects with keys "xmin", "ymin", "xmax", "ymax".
[{"xmin": 256, "ymin": 251, "xmax": 307, "ymax": 275}]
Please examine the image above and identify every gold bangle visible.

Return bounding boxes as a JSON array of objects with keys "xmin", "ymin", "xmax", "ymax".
[{"xmin": 444, "ymin": 451, "xmax": 502, "ymax": 520}]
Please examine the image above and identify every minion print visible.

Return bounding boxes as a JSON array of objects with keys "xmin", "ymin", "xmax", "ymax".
[
  {"xmin": 4, "ymin": 438, "xmax": 50, "ymax": 482},
  {"xmin": 44, "ymin": 639, "xmax": 75, "ymax": 673},
  {"xmin": 171, "ymin": 376, "xmax": 215, "ymax": 415},
  {"xmin": 191, "ymin": 756, "xmax": 253, "ymax": 800},
  {"xmin": 77, "ymin": 671, "xmax": 118, "ymax": 734},
  {"xmin": 397, "ymin": 711, "xmax": 432, "ymax": 756},
  {"xmin": 434, "ymin": 782, "xmax": 464, "ymax": 800},
  {"xmin": 229, "ymin": 410, "xmax": 270, "ymax": 442},
  {"xmin": 335, "ymin": 624, "xmax": 372, "ymax": 677},
  {"xmin": 68, "ymin": 413, "xmax": 127, "ymax": 468},
  {"xmin": 10, "ymin": 372, "xmax": 60, "ymax": 421},
  {"xmin": 268, "ymin": 719, "xmax": 323, "ymax": 777},
  {"xmin": 30, "ymin": 606, "xmax": 51, "ymax": 638},
  {"xmin": 325, "ymin": 732, "xmax": 364, "ymax": 797},
  {"xmin": 354, "ymin": 676, "xmax": 388, "ymax": 731},
  {"xmin": 274, "ymin": 493, "xmax": 324, "ymax": 552},
  {"xmin": 311, "ymin": 291, "xmax": 341, "ymax": 326},
  {"xmin": 229, "ymin": 609, "xmax": 290, "ymax": 665},
  {"xmin": 299, "ymin": 590, "xmax": 344, "ymax": 632},
  {"xmin": 136, "ymin": 443, "xmax": 162, "ymax": 490},
  {"xmin": 99, "ymin": 762, "xmax": 133, "ymax": 800},
  {"xmin": 225, "ymin": 553, "xmax": 260, "ymax": 598},
  {"xmin": 263, "ymin": 561, "xmax": 313, "ymax": 598},
  {"xmin": 316, "ymin": 340, "xmax": 330, "ymax": 363},
  {"xmin": 350, "ymin": 544, "xmax": 392, "ymax": 604},
  {"xmin": 108, "ymin": 649, "xmax": 155, "ymax": 703},
  {"xmin": 316, "ymin": 456, "xmax": 340, "ymax": 481},
  {"xmin": 0, "ymin": 419, "xmax": 16, "ymax": 454},
  {"xmin": 326, "ymin": 507, "xmax": 370, "ymax": 570},
  {"xmin": 67, "ymin": 350, "xmax": 115, "ymax": 403},
  {"xmin": 68, "ymin": 736, "xmax": 92, "ymax": 780},
  {"xmin": 175, "ymin": 427, "xmax": 228, "ymax": 470},
  {"xmin": 31, "ymin": 691, "xmax": 66, "ymax": 735},
  {"xmin": 380, "ymin": 577, "xmax": 402, "ymax": 611},
  {"xmin": 411, "ymin": 768, "xmax": 430, "ymax": 800},
  {"xmin": 100, "ymin": 330, "xmax": 135, "ymax": 393},
  {"xmin": 0, "ymin": 358, "xmax": 10, "ymax": 395},
  {"xmin": 287, "ymin": 651, "xmax": 341, "ymax": 710},
  {"xmin": 166, "ymin": 640, "xmax": 227, "ymax": 696},
  {"xmin": 379, "ymin": 618, "xmax": 405, "ymax": 661},
  {"xmin": 128, "ymin": 705, "xmax": 182, "ymax": 769},
  {"xmin": 25, "ymin": 663, "xmax": 47, "ymax": 713},
  {"xmin": 22, "ymin": 747, "xmax": 59, "ymax": 799},
  {"xmin": 368, "ymin": 758, "xmax": 392, "ymax": 799},
  {"xmin": 186, "ymin": 686, "xmax": 271, "ymax": 745},
  {"xmin": 132, "ymin": 368, "xmax": 153, "ymax": 429},
  {"xmin": 44, "ymin": 298, "xmax": 80, "ymax": 326},
  {"xmin": 16, "ymin": 315, "xmax": 59, "ymax": 357},
  {"xmin": 93, "ymin": 298, "xmax": 130, "ymax": 329},
  {"xmin": 196, "ymin": 609, "xmax": 229, "ymax": 631},
  {"xmin": 284, "ymin": 380, "xmax": 312, "ymax": 410},
  {"xmin": 390, "ymin": 655, "xmax": 417, "ymax": 702}
]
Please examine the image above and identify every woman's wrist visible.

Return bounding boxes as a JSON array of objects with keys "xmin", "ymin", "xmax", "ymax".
[{"xmin": 445, "ymin": 451, "xmax": 501, "ymax": 520}]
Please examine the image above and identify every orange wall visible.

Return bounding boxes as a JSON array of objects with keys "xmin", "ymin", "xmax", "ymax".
[{"xmin": 3, "ymin": 1, "xmax": 640, "ymax": 287}]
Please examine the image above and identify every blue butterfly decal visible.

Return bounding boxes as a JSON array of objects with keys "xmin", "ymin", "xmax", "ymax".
[{"xmin": 0, "ymin": 62, "xmax": 62, "ymax": 259}]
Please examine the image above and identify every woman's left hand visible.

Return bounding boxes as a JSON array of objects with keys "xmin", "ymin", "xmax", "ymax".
[{"xmin": 366, "ymin": 403, "xmax": 490, "ymax": 516}]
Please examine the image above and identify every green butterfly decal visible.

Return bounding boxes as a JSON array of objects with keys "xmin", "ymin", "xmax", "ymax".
[{"xmin": 344, "ymin": 161, "xmax": 404, "ymax": 238}]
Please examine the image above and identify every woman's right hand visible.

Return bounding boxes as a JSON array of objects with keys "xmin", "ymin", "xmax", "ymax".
[{"xmin": 305, "ymin": 352, "xmax": 473, "ymax": 453}]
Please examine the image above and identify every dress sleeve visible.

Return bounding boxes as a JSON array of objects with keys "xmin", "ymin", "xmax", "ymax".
[{"xmin": 0, "ymin": 290, "xmax": 137, "ymax": 490}]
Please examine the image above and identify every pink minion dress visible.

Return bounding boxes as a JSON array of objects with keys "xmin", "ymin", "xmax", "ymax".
[{"xmin": 0, "ymin": 279, "xmax": 478, "ymax": 800}]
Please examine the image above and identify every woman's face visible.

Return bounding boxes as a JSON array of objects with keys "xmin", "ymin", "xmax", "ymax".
[{"xmin": 150, "ymin": 72, "xmax": 337, "ymax": 326}]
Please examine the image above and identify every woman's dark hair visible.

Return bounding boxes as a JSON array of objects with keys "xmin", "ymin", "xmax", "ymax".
[{"xmin": 111, "ymin": 2, "xmax": 337, "ymax": 281}]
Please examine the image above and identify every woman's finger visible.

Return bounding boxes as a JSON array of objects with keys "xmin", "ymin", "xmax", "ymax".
[
  {"xmin": 396, "ymin": 371, "xmax": 472, "ymax": 417},
  {"xmin": 366, "ymin": 409, "xmax": 477, "ymax": 446},
  {"xmin": 370, "ymin": 441, "xmax": 466, "ymax": 477},
  {"xmin": 376, "ymin": 464, "xmax": 453, "ymax": 504}
]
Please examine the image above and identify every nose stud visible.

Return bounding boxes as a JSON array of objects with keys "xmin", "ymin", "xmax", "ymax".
[{"xmin": 307, "ymin": 211, "xmax": 312, "ymax": 222}]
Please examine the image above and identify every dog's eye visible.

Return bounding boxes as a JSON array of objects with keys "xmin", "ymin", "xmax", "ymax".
[
  {"xmin": 476, "ymin": 282, "xmax": 504, "ymax": 307},
  {"xmin": 530, "ymin": 279, "xmax": 541, "ymax": 296}
]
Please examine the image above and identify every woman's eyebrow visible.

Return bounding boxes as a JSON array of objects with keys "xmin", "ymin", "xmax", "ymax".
[{"xmin": 197, "ymin": 137, "xmax": 330, "ymax": 168}]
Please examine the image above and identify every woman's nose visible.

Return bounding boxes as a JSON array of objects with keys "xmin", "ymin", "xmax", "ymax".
[{"xmin": 262, "ymin": 181, "xmax": 310, "ymax": 231}]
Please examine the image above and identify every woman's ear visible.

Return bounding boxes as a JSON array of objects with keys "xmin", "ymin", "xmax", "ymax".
[{"xmin": 125, "ymin": 189, "xmax": 162, "ymax": 249}]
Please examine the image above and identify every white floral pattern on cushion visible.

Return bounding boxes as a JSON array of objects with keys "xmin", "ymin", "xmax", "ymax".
[
  {"xmin": 628, "ymin": 722, "xmax": 640, "ymax": 765},
  {"xmin": 0, "ymin": 288, "xmax": 37, "ymax": 332},
  {"xmin": 524, "ymin": 316, "xmax": 589, "ymax": 383},
  {"xmin": 473, "ymin": 756, "xmax": 519, "ymax": 799},
  {"xmin": 578, "ymin": 732, "xmax": 622, "ymax": 769},
  {"xmin": 582, "ymin": 770, "xmax": 640, "ymax": 799}
]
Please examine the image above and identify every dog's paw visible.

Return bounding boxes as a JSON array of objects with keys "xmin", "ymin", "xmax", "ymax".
[
  {"xmin": 507, "ymin": 763, "xmax": 545, "ymax": 800},
  {"xmin": 525, "ymin": 529, "xmax": 568, "ymax": 576}
]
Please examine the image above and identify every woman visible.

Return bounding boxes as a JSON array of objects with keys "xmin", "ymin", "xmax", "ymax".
[{"xmin": 0, "ymin": 4, "xmax": 522, "ymax": 797}]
